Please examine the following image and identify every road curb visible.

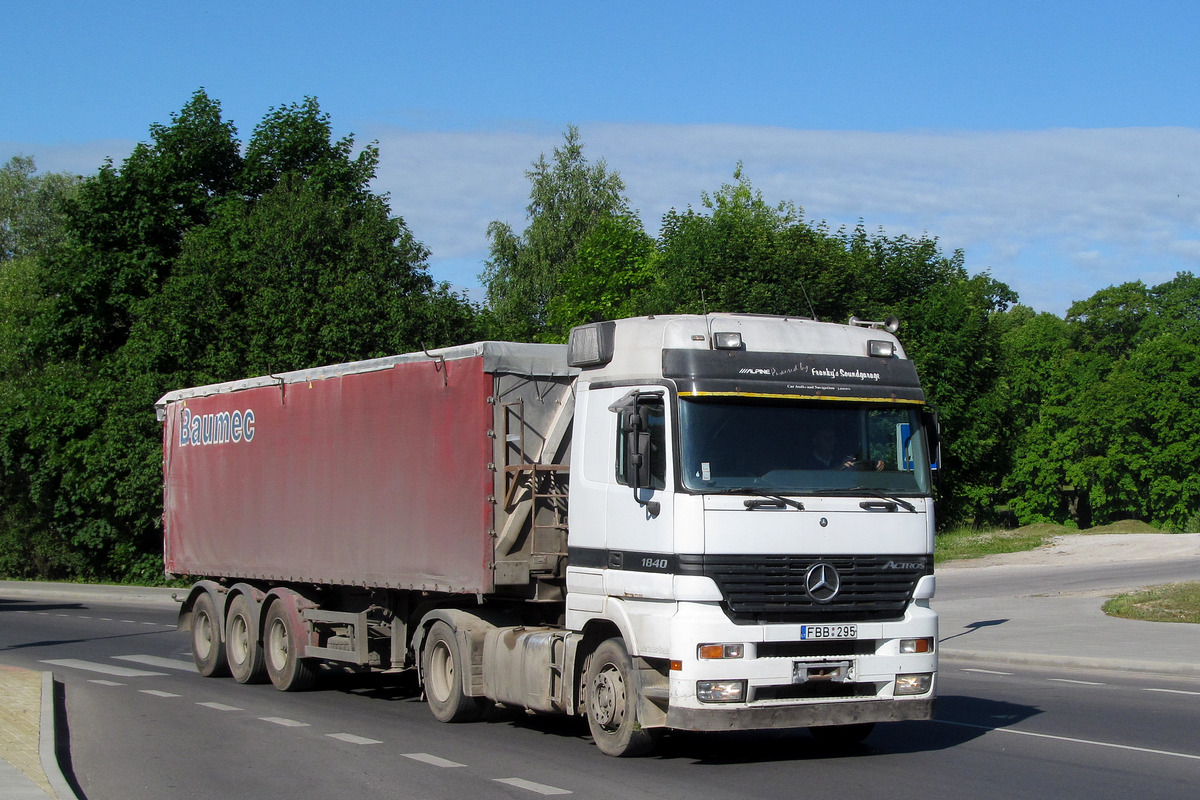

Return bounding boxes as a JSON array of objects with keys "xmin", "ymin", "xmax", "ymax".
[
  {"xmin": 40, "ymin": 672, "xmax": 80, "ymax": 800},
  {"xmin": 941, "ymin": 649, "xmax": 1200, "ymax": 678},
  {"xmin": 0, "ymin": 581, "xmax": 179, "ymax": 607}
]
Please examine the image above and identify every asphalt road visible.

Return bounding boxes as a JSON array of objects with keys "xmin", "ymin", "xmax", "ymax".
[{"xmin": 2, "ymin": 589, "xmax": 1197, "ymax": 799}]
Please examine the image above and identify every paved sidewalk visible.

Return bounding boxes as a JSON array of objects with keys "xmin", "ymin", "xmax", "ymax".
[{"xmin": 0, "ymin": 666, "xmax": 72, "ymax": 799}]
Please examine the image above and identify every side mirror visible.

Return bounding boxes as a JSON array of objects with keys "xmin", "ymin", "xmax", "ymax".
[
  {"xmin": 622, "ymin": 405, "xmax": 654, "ymax": 489},
  {"xmin": 921, "ymin": 409, "xmax": 941, "ymax": 471},
  {"xmin": 616, "ymin": 399, "xmax": 661, "ymax": 516}
]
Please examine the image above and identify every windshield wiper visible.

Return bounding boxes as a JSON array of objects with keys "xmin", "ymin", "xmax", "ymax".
[
  {"xmin": 851, "ymin": 487, "xmax": 917, "ymax": 513},
  {"xmin": 729, "ymin": 489, "xmax": 805, "ymax": 511}
]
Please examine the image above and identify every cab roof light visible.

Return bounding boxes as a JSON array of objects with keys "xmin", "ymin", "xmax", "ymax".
[
  {"xmin": 868, "ymin": 339, "xmax": 896, "ymax": 358},
  {"xmin": 713, "ymin": 332, "xmax": 743, "ymax": 350}
]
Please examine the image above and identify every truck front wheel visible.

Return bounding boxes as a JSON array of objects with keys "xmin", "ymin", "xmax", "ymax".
[
  {"xmin": 422, "ymin": 621, "xmax": 483, "ymax": 722},
  {"xmin": 263, "ymin": 603, "xmax": 316, "ymax": 692},
  {"xmin": 190, "ymin": 592, "xmax": 229, "ymax": 677},
  {"xmin": 225, "ymin": 594, "xmax": 266, "ymax": 684},
  {"xmin": 585, "ymin": 638, "xmax": 660, "ymax": 757}
]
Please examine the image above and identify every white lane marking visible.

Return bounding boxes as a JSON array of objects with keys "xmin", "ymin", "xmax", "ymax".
[
  {"xmin": 937, "ymin": 719, "xmax": 1200, "ymax": 761},
  {"xmin": 120, "ymin": 620, "xmax": 137, "ymax": 624},
  {"xmin": 140, "ymin": 689, "xmax": 180, "ymax": 698},
  {"xmin": 41, "ymin": 659, "xmax": 166, "ymax": 677},
  {"xmin": 197, "ymin": 702, "xmax": 243, "ymax": 712},
  {"xmin": 98, "ymin": 617, "xmax": 113, "ymax": 621},
  {"xmin": 1143, "ymin": 687, "xmax": 1200, "ymax": 696},
  {"xmin": 1048, "ymin": 678, "xmax": 1106, "ymax": 686},
  {"xmin": 327, "ymin": 733, "xmax": 383, "ymax": 745},
  {"xmin": 259, "ymin": 717, "xmax": 310, "ymax": 727},
  {"xmin": 493, "ymin": 778, "xmax": 572, "ymax": 795},
  {"xmin": 78, "ymin": 615, "xmax": 91, "ymax": 619},
  {"xmin": 114, "ymin": 654, "xmax": 196, "ymax": 671},
  {"xmin": 141, "ymin": 622, "xmax": 159, "ymax": 626},
  {"xmin": 87, "ymin": 680, "xmax": 125, "ymax": 687},
  {"xmin": 961, "ymin": 668, "xmax": 1013, "ymax": 675},
  {"xmin": 402, "ymin": 753, "xmax": 466, "ymax": 768}
]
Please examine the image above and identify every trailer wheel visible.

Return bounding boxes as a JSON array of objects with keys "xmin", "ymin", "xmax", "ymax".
[
  {"xmin": 190, "ymin": 592, "xmax": 229, "ymax": 678},
  {"xmin": 263, "ymin": 603, "xmax": 315, "ymax": 692},
  {"xmin": 225, "ymin": 594, "xmax": 266, "ymax": 684},
  {"xmin": 421, "ymin": 621, "xmax": 482, "ymax": 722},
  {"xmin": 809, "ymin": 722, "xmax": 875, "ymax": 746},
  {"xmin": 585, "ymin": 638, "xmax": 660, "ymax": 757}
]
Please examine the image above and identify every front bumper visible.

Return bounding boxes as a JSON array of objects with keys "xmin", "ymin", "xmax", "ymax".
[{"xmin": 667, "ymin": 696, "xmax": 934, "ymax": 732}]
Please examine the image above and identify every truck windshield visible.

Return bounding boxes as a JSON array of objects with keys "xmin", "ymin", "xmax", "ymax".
[{"xmin": 678, "ymin": 397, "xmax": 932, "ymax": 495}]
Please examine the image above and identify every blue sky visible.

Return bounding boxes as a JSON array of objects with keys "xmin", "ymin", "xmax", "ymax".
[{"xmin": 4, "ymin": 1, "xmax": 1199, "ymax": 314}]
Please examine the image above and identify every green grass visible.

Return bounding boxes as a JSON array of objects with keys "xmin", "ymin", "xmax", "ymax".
[
  {"xmin": 934, "ymin": 523, "xmax": 1067, "ymax": 563},
  {"xmin": 1103, "ymin": 583, "xmax": 1200, "ymax": 624}
]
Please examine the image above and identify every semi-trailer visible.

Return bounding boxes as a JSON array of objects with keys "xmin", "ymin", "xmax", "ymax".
[{"xmin": 159, "ymin": 313, "xmax": 939, "ymax": 756}]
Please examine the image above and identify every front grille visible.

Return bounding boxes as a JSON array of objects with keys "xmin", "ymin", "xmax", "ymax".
[{"xmin": 678, "ymin": 554, "xmax": 929, "ymax": 624}]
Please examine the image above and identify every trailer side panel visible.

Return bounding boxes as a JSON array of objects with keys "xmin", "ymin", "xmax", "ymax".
[{"xmin": 163, "ymin": 355, "xmax": 495, "ymax": 593}]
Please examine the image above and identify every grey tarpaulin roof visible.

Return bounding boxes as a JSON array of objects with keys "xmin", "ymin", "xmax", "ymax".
[{"xmin": 155, "ymin": 341, "xmax": 573, "ymax": 413}]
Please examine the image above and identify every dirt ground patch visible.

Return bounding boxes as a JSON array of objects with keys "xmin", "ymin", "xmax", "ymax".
[{"xmin": 941, "ymin": 532, "xmax": 1200, "ymax": 569}]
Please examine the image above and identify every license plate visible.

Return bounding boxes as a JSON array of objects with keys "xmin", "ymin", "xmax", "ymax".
[{"xmin": 800, "ymin": 624, "xmax": 857, "ymax": 640}]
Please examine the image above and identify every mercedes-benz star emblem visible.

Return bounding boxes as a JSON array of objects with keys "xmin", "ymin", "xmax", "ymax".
[{"xmin": 804, "ymin": 562, "xmax": 841, "ymax": 603}]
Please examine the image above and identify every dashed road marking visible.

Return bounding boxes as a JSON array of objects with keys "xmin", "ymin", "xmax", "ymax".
[
  {"xmin": 494, "ymin": 777, "xmax": 572, "ymax": 795},
  {"xmin": 87, "ymin": 680, "xmax": 125, "ymax": 687},
  {"xmin": 403, "ymin": 753, "xmax": 466, "ymax": 768},
  {"xmin": 1048, "ymin": 678, "xmax": 1106, "ymax": 686},
  {"xmin": 41, "ymin": 659, "xmax": 166, "ymax": 677},
  {"xmin": 1143, "ymin": 687, "xmax": 1200, "ymax": 696},
  {"xmin": 327, "ymin": 733, "xmax": 383, "ymax": 745},
  {"xmin": 961, "ymin": 668, "xmax": 1013, "ymax": 675},
  {"xmin": 259, "ymin": 717, "xmax": 310, "ymax": 727},
  {"xmin": 140, "ymin": 689, "xmax": 180, "ymax": 698},
  {"xmin": 197, "ymin": 702, "xmax": 243, "ymax": 712},
  {"xmin": 114, "ymin": 654, "xmax": 196, "ymax": 671}
]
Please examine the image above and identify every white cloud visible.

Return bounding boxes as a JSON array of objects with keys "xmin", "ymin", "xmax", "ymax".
[{"xmin": 13, "ymin": 125, "xmax": 1200, "ymax": 316}]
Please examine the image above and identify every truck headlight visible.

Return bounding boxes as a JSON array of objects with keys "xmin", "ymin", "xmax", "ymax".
[
  {"xmin": 895, "ymin": 673, "xmax": 933, "ymax": 695},
  {"xmin": 697, "ymin": 680, "xmax": 747, "ymax": 702}
]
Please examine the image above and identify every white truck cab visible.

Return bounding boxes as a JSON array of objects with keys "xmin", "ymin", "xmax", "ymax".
[{"xmin": 563, "ymin": 314, "xmax": 937, "ymax": 753}]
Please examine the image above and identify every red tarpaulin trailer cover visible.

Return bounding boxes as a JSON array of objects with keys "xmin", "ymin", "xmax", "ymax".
[{"xmin": 158, "ymin": 343, "xmax": 570, "ymax": 594}]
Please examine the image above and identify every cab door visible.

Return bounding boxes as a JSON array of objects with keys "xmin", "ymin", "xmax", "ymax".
[{"xmin": 602, "ymin": 387, "xmax": 676, "ymax": 599}]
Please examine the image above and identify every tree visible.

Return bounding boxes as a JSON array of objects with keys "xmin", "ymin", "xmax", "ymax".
[
  {"xmin": 0, "ymin": 92, "xmax": 478, "ymax": 581},
  {"xmin": 482, "ymin": 126, "xmax": 631, "ymax": 341},
  {"xmin": 0, "ymin": 157, "xmax": 83, "ymax": 576},
  {"xmin": 1003, "ymin": 273, "xmax": 1200, "ymax": 530},
  {"xmin": 545, "ymin": 213, "xmax": 656, "ymax": 336}
]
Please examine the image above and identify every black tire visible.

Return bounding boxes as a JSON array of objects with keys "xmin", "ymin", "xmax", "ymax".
[
  {"xmin": 421, "ymin": 621, "xmax": 483, "ymax": 722},
  {"xmin": 809, "ymin": 722, "xmax": 875, "ymax": 746},
  {"xmin": 263, "ymin": 602, "xmax": 316, "ymax": 692},
  {"xmin": 584, "ymin": 638, "xmax": 661, "ymax": 757},
  {"xmin": 225, "ymin": 594, "xmax": 266, "ymax": 684},
  {"xmin": 190, "ymin": 592, "xmax": 229, "ymax": 678}
]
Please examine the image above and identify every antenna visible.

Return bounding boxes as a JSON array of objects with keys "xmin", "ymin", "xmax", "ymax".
[
  {"xmin": 797, "ymin": 278, "xmax": 817, "ymax": 320},
  {"xmin": 700, "ymin": 289, "xmax": 708, "ymax": 315}
]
